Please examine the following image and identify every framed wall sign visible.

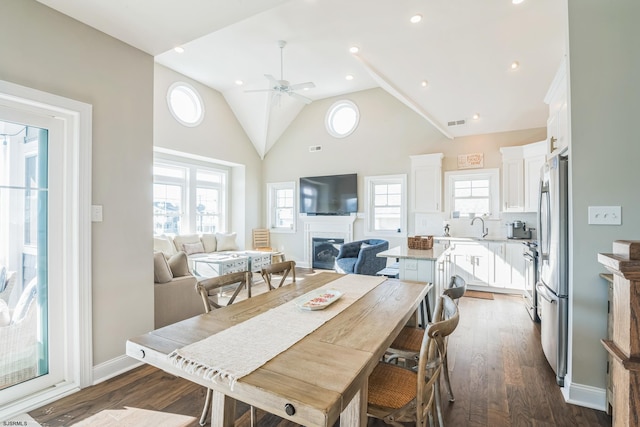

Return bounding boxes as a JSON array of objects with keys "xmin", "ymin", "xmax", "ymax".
[{"xmin": 457, "ymin": 153, "xmax": 484, "ymax": 169}]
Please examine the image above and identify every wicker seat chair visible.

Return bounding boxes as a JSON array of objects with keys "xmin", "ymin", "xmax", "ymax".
[
  {"xmin": 195, "ymin": 271, "xmax": 254, "ymax": 426},
  {"xmin": 260, "ymin": 260, "xmax": 296, "ymax": 290},
  {"xmin": 367, "ymin": 294, "xmax": 460, "ymax": 427},
  {"xmin": 386, "ymin": 275, "xmax": 466, "ymax": 403}
]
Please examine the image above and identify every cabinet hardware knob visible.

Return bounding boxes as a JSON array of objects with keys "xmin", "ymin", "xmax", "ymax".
[{"xmin": 139, "ymin": 349, "xmax": 145, "ymax": 359}]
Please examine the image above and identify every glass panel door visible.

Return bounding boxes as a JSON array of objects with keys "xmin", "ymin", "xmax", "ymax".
[{"xmin": 0, "ymin": 120, "xmax": 48, "ymax": 391}]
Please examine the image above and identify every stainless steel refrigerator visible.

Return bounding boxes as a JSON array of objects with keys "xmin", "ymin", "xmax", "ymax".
[{"xmin": 536, "ymin": 153, "xmax": 569, "ymax": 386}]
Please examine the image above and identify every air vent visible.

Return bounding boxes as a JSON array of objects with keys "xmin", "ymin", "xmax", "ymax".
[
  {"xmin": 309, "ymin": 145, "xmax": 322, "ymax": 152},
  {"xmin": 447, "ymin": 119, "xmax": 466, "ymax": 127}
]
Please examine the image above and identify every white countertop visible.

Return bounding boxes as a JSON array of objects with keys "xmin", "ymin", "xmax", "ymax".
[
  {"xmin": 378, "ymin": 244, "xmax": 448, "ymax": 261},
  {"xmin": 433, "ymin": 236, "xmax": 535, "ymax": 244}
]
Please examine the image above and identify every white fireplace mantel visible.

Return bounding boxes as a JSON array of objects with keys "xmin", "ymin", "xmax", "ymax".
[{"xmin": 301, "ymin": 214, "xmax": 357, "ymax": 268}]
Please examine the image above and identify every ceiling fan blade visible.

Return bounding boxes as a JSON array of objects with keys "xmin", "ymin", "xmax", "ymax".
[
  {"xmin": 264, "ymin": 74, "xmax": 279, "ymax": 85},
  {"xmin": 244, "ymin": 88, "xmax": 274, "ymax": 93},
  {"xmin": 288, "ymin": 91, "xmax": 313, "ymax": 105},
  {"xmin": 288, "ymin": 82, "xmax": 315, "ymax": 91}
]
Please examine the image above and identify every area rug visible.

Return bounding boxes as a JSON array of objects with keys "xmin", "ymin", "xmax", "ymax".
[{"xmin": 464, "ymin": 290, "xmax": 494, "ymax": 300}]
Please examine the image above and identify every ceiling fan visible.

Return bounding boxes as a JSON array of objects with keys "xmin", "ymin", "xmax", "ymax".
[{"xmin": 245, "ymin": 40, "xmax": 315, "ymax": 105}]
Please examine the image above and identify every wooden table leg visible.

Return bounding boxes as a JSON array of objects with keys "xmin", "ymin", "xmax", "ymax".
[
  {"xmin": 340, "ymin": 382, "xmax": 367, "ymax": 427},
  {"xmin": 210, "ymin": 389, "xmax": 236, "ymax": 427}
]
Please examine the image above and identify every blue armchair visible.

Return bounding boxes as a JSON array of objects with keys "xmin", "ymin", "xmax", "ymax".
[{"xmin": 334, "ymin": 239, "xmax": 389, "ymax": 276}]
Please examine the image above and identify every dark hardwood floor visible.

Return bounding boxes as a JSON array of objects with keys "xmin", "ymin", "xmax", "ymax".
[{"xmin": 29, "ymin": 272, "xmax": 612, "ymax": 427}]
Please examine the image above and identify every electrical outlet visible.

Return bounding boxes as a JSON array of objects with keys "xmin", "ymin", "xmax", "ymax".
[{"xmin": 588, "ymin": 206, "xmax": 621, "ymax": 225}]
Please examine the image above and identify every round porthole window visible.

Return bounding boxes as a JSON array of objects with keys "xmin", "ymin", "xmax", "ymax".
[
  {"xmin": 325, "ymin": 100, "xmax": 359, "ymax": 138},
  {"xmin": 167, "ymin": 82, "xmax": 204, "ymax": 127}
]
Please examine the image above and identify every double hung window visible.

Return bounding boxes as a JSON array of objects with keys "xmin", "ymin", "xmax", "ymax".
[
  {"xmin": 153, "ymin": 157, "xmax": 228, "ymax": 235},
  {"xmin": 364, "ymin": 175, "xmax": 407, "ymax": 236},
  {"xmin": 266, "ymin": 182, "xmax": 296, "ymax": 232},
  {"xmin": 445, "ymin": 169, "xmax": 499, "ymax": 218}
]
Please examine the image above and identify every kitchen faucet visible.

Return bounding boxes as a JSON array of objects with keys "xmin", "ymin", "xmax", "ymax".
[{"xmin": 471, "ymin": 216, "xmax": 488, "ymax": 238}]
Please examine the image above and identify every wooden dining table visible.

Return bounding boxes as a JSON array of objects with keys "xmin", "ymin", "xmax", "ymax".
[{"xmin": 126, "ymin": 272, "xmax": 431, "ymax": 427}]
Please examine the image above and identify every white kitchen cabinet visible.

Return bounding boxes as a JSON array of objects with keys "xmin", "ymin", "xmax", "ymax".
[
  {"xmin": 449, "ymin": 241, "xmax": 490, "ymax": 287},
  {"xmin": 505, "ymin": 242, "xmax": 526, "ymax": 290},
  {"xmin": 500, "ymin": 147, "xmax": 524, "ymax": 212},
  {"xmin": 545, "ymin": 58, "xmax": 569, "ymax": 152},
  {"xmin": 447, "ymin": 240, "xmax": 526, "ymax": 290},
  {"xmin": 410, "ymin": 153, "xmax": 443, "ymax": 213},
  {"xmin": 500, "ymin": 140, "xmax": 548, "ymax": 213}
]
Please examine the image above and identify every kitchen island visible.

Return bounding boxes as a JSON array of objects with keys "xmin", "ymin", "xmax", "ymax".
[{"xmin": 378, "ymin": 244, "xmax": 449, "ymax": 318}]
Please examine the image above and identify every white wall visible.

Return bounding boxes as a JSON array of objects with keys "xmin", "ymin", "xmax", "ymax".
[
  {"xmin": 566, "ymin": 0, "xmax": 640, "ymax": 398},
  {"xmin": 0, "ymin": 0, "xmax": 154, "ymax": 366},
  {"xmin": 153, "ymin": 65, "xmax": 263, "ymax": 247},
  {"xmin": 262, "ymin": 87, "xmax": 546, "ymax": 262}
]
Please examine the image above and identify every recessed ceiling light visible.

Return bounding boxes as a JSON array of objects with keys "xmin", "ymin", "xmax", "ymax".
[
  {"xmin": 349, "ymin": 46, "xmax": 360, "ymax": 54},
  {"xmin": 473, "ymin": 113, "xmax": 480, "ymax": 120},
  {"xmin": 512, "ymin": 0, "xmax": 525, "ymax": 4},
  {"xmin": 345, "ymin": 74, "xmax": 354, "ymax": 81},
  {"xmin": 235, "ymin": 80, "xmax": 244, "ymax": 86},
  {"xmin": 421, "ymin": 80, "xmax": 429, "ymax": 88},
  {"xmin": 410, "ymin": 14, "xmax": 423, "ymax": 24},
  {"xmin": 511, "ymin": 61, "xmax": 520, "ymax": 70},
  {"xmin": 174, "ymin": 46, "xmax": 185, "ymax": 54}
]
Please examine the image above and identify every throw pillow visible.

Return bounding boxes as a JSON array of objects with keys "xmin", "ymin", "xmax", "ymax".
[
  {"xmin": 172, "ymin": 234, "xmax": 201, "ymax": 253},
  {"xmin": 0, "ymin": 299, "xmax": 10, "ymax": 326},
  {"xmin": 153, "ymin": 251, "xmax": 173, "ymax": 283},
  {"xmin": 11, "ymin": 277, "xmax": 37, "ymax": 324},
  {"xmin": 216, "ymin": 232, "xmax": 238, "ymax": 251},
  {"xmin": 0, "ymin": 265, "xmax": 6, "ymax": 293},
  {"xmin": 168, "ymin": 251, "xmax": 191, "ymax": 277},
  {"xmin": 360, "ymin": 242, "xmax": 372, "ymax": 250},
  {"xmin": 182, "ymin": 241, "xmax": 205, "ymax": 255},
  {"xmin": 200, "ymin": 233, "xmax": 217, "ymax": 253},
  {"xmin": 153, "ymin": 235, "xmax": 176, "ymax": 257}
]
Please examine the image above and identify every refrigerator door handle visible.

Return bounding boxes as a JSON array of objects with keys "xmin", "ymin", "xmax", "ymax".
[{"xmin": 536, "ymin": 282, "xmax": 558, "ymax": 304}]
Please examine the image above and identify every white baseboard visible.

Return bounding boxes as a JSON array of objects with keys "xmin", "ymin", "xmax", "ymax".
[
  {"xmin": 92, "ymin": 354, "xmax": 142, "ymax": 385},
  {"xmin": 561, "ymin": 380, "xmax": 607, "ymax": 411}
]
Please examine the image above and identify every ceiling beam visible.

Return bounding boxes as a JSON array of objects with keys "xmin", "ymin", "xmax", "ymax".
[{"xmin": 353, "ymin": 54, "xmax": 453, "ymax": 140}]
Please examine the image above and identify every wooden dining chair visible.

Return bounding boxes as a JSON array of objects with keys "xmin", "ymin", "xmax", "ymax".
[
  {"xmin": 197, "ymin": 271, "xmax": 252, "ymax": 311},
  {"xmin": 386, "ymin": 275, "xmax": 466, "ymax": 403},
  {"xmin": 260, "ymin": 260, "xmax": 296, "ymax": 291},
  {"xmin": 195, "ymin": 271, "xmax": 255, "ymax": 426},
  {"xmin": 367, "ymin": 294, "xmax": 460, "ymax": 427}
]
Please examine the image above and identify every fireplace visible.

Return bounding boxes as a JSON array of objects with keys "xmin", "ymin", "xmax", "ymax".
[{"xmin": 312, "ymin": 237, "xmax": 344, "ymax": 270}]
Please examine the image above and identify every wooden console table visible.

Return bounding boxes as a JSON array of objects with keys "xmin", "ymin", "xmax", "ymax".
[{"xmin": 598, "ymin": 240, "xmax": 640, "ymax": 427}]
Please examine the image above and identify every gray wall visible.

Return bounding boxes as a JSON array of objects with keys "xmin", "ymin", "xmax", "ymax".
[
  {"xmin": 263, "ymin": 87, "xmax": 546, "ymax": 261},
  {"xmin": 154, "ymin": 64, "xmax": 263, "ymax": 247},
  {"xmin": 0, "ymin": 0, "xmax": 154, "ymax": 365},
  {"xmin": 567, "ymin": 0, "xmax": 640, "ymax": 392}
]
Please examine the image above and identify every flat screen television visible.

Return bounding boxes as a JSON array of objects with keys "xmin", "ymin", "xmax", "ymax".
[{"xmin": 299, "ymin": 173, "xmax": 357, "ymax": 215}]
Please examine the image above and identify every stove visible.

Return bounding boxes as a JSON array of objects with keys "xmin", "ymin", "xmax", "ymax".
[{"xmin": 523, "ymin": 241, "xmax": 540, "ymax": 322}]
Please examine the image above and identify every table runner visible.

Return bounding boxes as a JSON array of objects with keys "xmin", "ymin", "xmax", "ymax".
[{"xmin": 169, "ymin": 274, "xmax": 385, "ymax": 388}]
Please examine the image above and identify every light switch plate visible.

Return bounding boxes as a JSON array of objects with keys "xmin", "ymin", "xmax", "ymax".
[
  {"xmin": 588, "ymin": 206, "xmax": 621, "ymax": 225},
  {"xmin": 91, "ymin": 205, "xmax": 103, "ymax": 222}
]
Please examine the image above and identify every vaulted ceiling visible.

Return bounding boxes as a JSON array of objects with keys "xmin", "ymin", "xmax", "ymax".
[{"xmin": 36, "ymin": 0, "xmax": 566, "ymax": 158}]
